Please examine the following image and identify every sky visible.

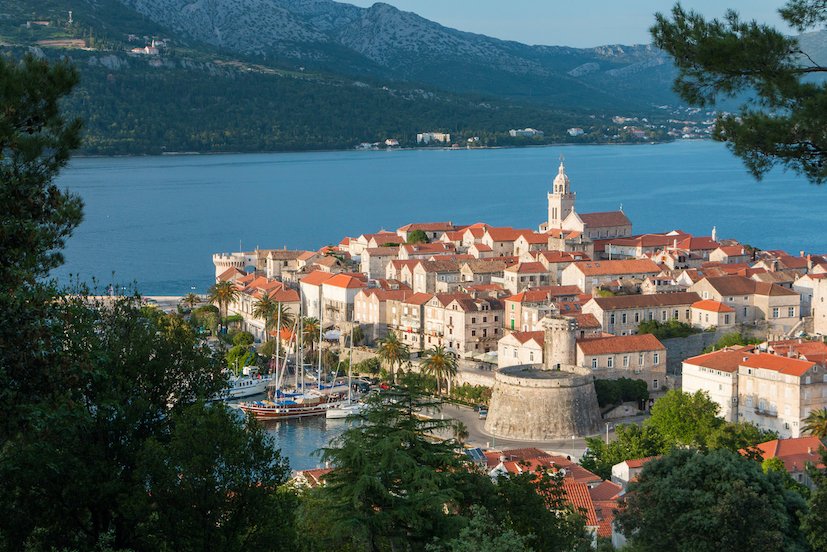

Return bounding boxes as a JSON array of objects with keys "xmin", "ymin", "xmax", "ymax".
[{"xmin": 344, "ymin": 1, "xmax": 790, "ymax": 48}]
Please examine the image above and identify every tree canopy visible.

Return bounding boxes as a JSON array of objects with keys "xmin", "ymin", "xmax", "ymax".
[
  {"xmin": 615, "ymin": 448, "xmax": 809, "ymax": 552},
  {"xmin": 652, "ymin": 2, "xmax": 827, "ymax": 183}
]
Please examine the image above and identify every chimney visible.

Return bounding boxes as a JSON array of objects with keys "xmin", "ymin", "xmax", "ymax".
[
  {"xmin": 771, "ymin": 260, "xmax": 779, "ymax": 272},
  {"xmin": 800, "ymin": 250, "xmax": 806, "ymax": 258},
  {"xmin": 499, "ymin": 455, "xmax": 507, "ymax": 463},
  {"xmin": 808, "ymin": 254, "xmax": 813, "ymax": 271}
]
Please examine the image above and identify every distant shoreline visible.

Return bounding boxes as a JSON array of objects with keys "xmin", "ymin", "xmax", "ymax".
[{"xmin": 72, "ymin": 138, "xmax": 697, "ymax": 159}]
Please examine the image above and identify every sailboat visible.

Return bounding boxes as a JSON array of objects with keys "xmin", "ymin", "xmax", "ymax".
[
  {"xmin": 239, "ymin": 288, "xmax": 344, "ymax": 420},
  {"xmin": 326, "ymin": 323, "xmax": 364, "ymax": 419}
]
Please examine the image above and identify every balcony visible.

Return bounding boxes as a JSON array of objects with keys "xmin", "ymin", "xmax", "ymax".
[{"xmin": 754, "ymin": 408, "xmax": 778, "ymax": 418}]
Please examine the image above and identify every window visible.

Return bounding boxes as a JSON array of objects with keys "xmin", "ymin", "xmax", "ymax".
[
  {"xmin": 471, "ymin": 317, "xmax": 476, "ymax": 323},
  {"xmin": 607, "ymin": 357, "xmax": 614, "ymax": 368},
  {"xmin": 639, "ymin": 353, "xmax": 644, "ymax": 366},
  {"xmin": 685, "ymin": 309, "xmax": 690, "ymax": 319},
  {"xmin": 494, "ymin": 316, "xmax": 498, "ymax": 322},
  {"xmin": 772, "ymin": 307, "xmax": 779, "ymax": 318},
  {"xmin": 673, "ymin": 309, "xmax": 679, "ymax": 319},
  {"xmin": 634, "ymin": 312, "xmax": 640, "ymax": 323},
  {"xmin": 591, "ymin": 358, "xmax": 598, "ymax": 369},
  {"xmin": 511, "ymin": 304, "xmax": 515, "ymax": 311},
  {"xmin": 788, "ymin": 307, "xmax": 795, "ymax": 317},
  {"xmin": 724, "ymin": 314, "xmax": 730, "ymax": 324},
  {"xmin": 513, "ymin": 349, "xmax": 517, "ymax": 358},
  {"xmin": 621, "ymin": 313, "xmax": 627, "ymax": 324},
  {"xmin": 529, "ymin": 351, "xmax": 534, "ymax": 361},
  {"xmin": 610, "ymin": 313, "xmax": 616, "ymax": 325},
  {"xmin": 653, "ymin": 379, "xmax": 659, "ymax": 390},
  {"xmin": 654, "ymin": 352, "xmax": 660, "ymax": 364},
  {"xmin": 623, "ymin": 355, "xmax": 629, "ymax": 367},
  {"xmin": 483, "ymin": 316, "xmax": 487, "ymax": 323},
  {"xmin": 648, "ymin": 311, "xmax": 654, "ymax": 321},
  {"xmin": 471, "ymin": 330, "xmax": 476, "ymax": 336},
  {"xmin": 661, "ymin": 310, "xmax": 667, "ymax": 322},
  {"xmin": 743, "ymin": 307, "xmax": 748, "ymax": 317}
]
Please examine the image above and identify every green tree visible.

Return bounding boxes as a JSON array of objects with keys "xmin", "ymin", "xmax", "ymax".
[
  {"xmin": 208, "ymin": 280, "xmax": 239, "ymax": 320},
  {"xmin": 232, "ymin": 330, "xmax": 255, "ymax": 347},
  {"xmin": 302, "ymin": 316, "xmax": 321, "ymax": 359},
  {"xmin": 253, "ymin": 295, "xmax": 295, "ymax": 342},
  {"xmin": 377, "ymin": 331, "xmax": 410, "ymax": 384},
  {"xmin": 420, "ymin": 345, "xmax": 459, "ymax": 396},
  {"xmin": 803, "ymin": 407, "xmax": 827, "ymax": 438},
  {"xmin": 652, "ymin": 2, "xmax": 827, "ymax": 183},
  {"xmin": 615, "ymin": 448, "xmax": 809, "ymax": 552},
  {"xmin": 134, "ymin": 401, "xmax": 296, "ymax": 551},
  {"xmin": 702, "ymin": 331, "xmax": 762, "ymax": 353},
  {"xmin": 317, "ymin": 387, "xmax": 467, "ymax": 551},
  {"xmin": 581, "ymin": 424, "xmax": 664, "ymax": 480},
  {"xmin": 706, "ymin": 420, "xmax": 778, "ymax": 451},
  {"xmin": 425, "ymin": 506, "xmax": 533, "ymax": 552},
  {"xmin": 0, "ymin": 54, "xmax": 83, "ymax": 436},
  {"xmin": 801, "ymin": 449, "xmax": 827, "ymax": 552},
  {"xmin": 181, "ymin": 292, "xmax": 201, "ymax": 309},
  {"xmin": 407, "ymin": 229, "xmax": 430, "ymax": 244},
  {"xmin": 646, "ymin": 389, "xmax": 722, "ymax": 449}
]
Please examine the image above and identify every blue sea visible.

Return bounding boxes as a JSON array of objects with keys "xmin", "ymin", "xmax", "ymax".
[{"xmin": 54, "ymin": 140, "xmax": 826, "ymax": 295}]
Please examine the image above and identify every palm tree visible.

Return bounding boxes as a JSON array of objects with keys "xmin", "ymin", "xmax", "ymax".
[
  {"xmin": 208, "ymin": 280, "xmax": 238, "ymax": 321},
  {"xmin": 252, "ymin": 296, "xmax": 296, "ymax": 342},
  {"xmin": 420, "ymin": 345, "xmax": 458, "ymax": 397},
  {"xmin": 377, "ymin": 332, "xmax": 409, "ymax": 384},
  {"xmin": 302, "ymin": 317, "xmax": 321, "ymax": 360},
  {"xmin": 181, "ymin": 292, "xmax": 200, "ymax": 309},
  {"xmin": 803, "ymin": 407, "xmax": 827, "ymax": 438}
]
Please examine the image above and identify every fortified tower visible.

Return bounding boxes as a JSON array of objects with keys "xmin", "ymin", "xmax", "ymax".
[
  {"xmin": 547, "ymin": 158, "xmax": 576, "ymax": 230},
  {"xmin": 484, "ymin": 315, "xmax": 602, "ymax": 441}
]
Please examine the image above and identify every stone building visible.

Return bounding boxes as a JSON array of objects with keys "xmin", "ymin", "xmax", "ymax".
[
  {"xmin": 575, "ymin": 333, "xmax": 667, "ymax": 393},
  {"xmin": 581, "ymin": 292, "xmax": 700, "ymax": 336},
  {"xmin": 485, "ymin": 315, "xmax": 602, "ymax": 440}
]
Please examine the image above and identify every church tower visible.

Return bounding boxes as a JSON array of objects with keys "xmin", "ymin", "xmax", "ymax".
[{"xmin": 547, "ymin": 158, "xmax": 575, "ymax": 230}]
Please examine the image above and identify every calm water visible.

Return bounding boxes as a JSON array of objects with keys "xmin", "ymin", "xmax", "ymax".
[
  {"xmin": 261, "ymin": 415, "xmax": 351, "ymax": 471},
  {"xmin": 53, "ymin": 140, "xmax": 827, "ymax": 295}
]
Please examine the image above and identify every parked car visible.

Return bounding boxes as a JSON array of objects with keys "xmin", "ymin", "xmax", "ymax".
[{"xmin": 478, "ymin": 408, "xmax": 488, "ymax": 419}]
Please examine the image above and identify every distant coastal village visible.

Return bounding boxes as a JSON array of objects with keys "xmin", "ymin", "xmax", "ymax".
[{"xmin": 208, "ymin": 159, "xmax": 827, "ymax": 544}]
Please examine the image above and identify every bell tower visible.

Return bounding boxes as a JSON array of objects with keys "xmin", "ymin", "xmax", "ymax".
[{"xmin": 547, "ymin": 156, "xmax": 576, "ymax": 230}]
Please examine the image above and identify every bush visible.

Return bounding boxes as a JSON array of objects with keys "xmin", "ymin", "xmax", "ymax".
[
  {"xmin": 637, "ymin": 319, "xmax": 700, "ymax": 340},
  {"xmin": 355, "ymin": 357, "xmax": 381, "ymax": 375},
  {"xmin": 703, "ymin": 331, "xmax": 762, "ymax": 353},
  {"xmin": 233, "ymin": 331, "xmax": 255, "ymax": 347},
  {"xmin": 450, "ymin": 383, "xmax": 492, "ymax": 406},
  {"xmin": 594, "ymin": 378, "xmax": 649, "ymax": 408}
]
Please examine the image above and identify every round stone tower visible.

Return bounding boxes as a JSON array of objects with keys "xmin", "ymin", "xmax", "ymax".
[
  {"xmin": 484, "ymin": 365, "xmax": 602, "ymax": 441},
  {"xmin": 542, "ymin": 315, "xmax": 577, "ymax": 370},
  {"xmin": 484, "ymin": 314, "xmax": 601, "ymax": 441}
]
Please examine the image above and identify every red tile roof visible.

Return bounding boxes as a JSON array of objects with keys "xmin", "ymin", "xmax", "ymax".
[
  {"xmin": 509, "ymin": 331, "xmax": 544, "ymax": 346},
  {"xmin": 572, "ymin": 259, "xmax": 660, "ymax": 276},
  {"xmin": 324, "ymin": 274, "xmax": 366, "ymax": 289},
  {"xmin": 590, "ymin": 291, "xmax": 700, "ymax": 310},
  {"xmin": 300, "ymin": 270, "xmax": 336, "ymax": 286},
  {"xmin": 505, "ymin": 261, "xmax": 547, "ymax": 274},
  {"xmin": 742, "ymin": 353, "xmax": 815, "ymax": 377},
  {"xmin": 691, "ymin": 299, "xmax": 735, "ymax": 313},
  {"xmin": 403, "ymin": 292, "xmax": 434, "ymax": 306},
  {"xmin": 684, "ymin": 348, "xmax": 755, "ymax": 373},
  {"xmin": 579, "ymin": 211, "xmax": 631, "ymax": 228},
  {"xmin": 577, "ymin": 334, "xmax": 665, "ymax": 355},
  {"xmin": 624, "ymin": 456, "xmax": 659, "ymax": 469},
  {"xmin": 398, "ymin": 222, "xmax": 454, "ymax": 232},
  {"xmin": 217, "ymin": 267, "xmax": 246, "ymax": 282},
  {"xmin": 751, "ymin": 437, "xmax": 826, "ymax": 472},
  {"xmin": 486, "ymin": 227, "xmax": 533, "ymax": 241}
]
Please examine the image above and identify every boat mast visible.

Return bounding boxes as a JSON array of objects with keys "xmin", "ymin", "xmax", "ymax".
[
  {"xmin": 348, "ymin": 323, "xmax": 353, "ymax": 404},
  {"xmin": 296, "ymin": 295, "xmax": 302, "ymax": 389},
  {"xmin": 318, "ymin": 291, "xmax": 323, "ymax": 391},
  {"xmin": 275, "ymin": 301, "xmax": 281, "ymax": 392}
]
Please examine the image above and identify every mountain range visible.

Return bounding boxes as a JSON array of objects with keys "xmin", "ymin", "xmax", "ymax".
[
  {"xmin": 7, "ymin": 0, "xmax": 822, "ymax": 154},
  {"xmin": 116, "ymin": 0, "xmax": 679, "ymax": 110}
]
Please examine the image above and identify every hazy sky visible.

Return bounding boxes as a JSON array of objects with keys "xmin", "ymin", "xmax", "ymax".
[{"xmin": 343, "ymin": 1, "xmax": 790, "ymax": 48}]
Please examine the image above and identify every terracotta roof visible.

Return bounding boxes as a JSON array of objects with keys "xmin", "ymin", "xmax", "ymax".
[
  {"xmin": 684, "ymin": 348, "xmax": 755, "ymax": 373},
  {"xmin": 751, "ymin": 437, "xmax": 826, "ymax": 472},
  {"xmin": 517, "ymin": 232, "xmax": 550, "ymax": 245},
  {"xmin": 537, "ymin": 250, "xmax": 584, "ymax": 263},
  {"xmin": 505, "ymin": 261, "xmax": 547, "ymax": 274},
  {"xmin": 217, "ymin": 267, "xmax": 245, "ymax": 282},
  {"xmin": 742, "ymin": 353, "xmax": 815, "ymax": 377},
  {"xmin": 624, "ymin": 456, "xmax": 659, "ymax": 469},
  {"xmin": 416, "ymin": 260, "xmax": 461, "ymax": 273},
  {"xmin": 486, "ymin": 227, "xmax": 533, "ymax": 241},
  {"xmin": 577, "ymin": 334, "xmax": 665, "ymax": 355},
  {"xmin": 589, "ymin": 480, "xmax": 623, "ymax": 502},
  {"xmin": 364, "ymin": 247, "xmax": 400, "ymax": 256},
  {"xmin": 297, "ymin": 251, "xmax": 318, "ymax": 261},
  {"xmin": 716, "ymin": 245, "xmax": 747, "ymax": 256},
  {"xmin": 562, "ymin": 478, "xmax": 599, "ymax": 528},
  {"xmin": 270, "ymin": 288, "xmax": 300, "ymax": 303},
  {"xmin": 590, "ymin": 291, "xmax": 700, "ymax": 310},
  {"xmin": 509, "ymin": 331, "xmax": 544, "ymax": 346},
  {"xmin": 294, "ymin": 468, "xmax": 332, "ymax": 488},
  {"xmin": 403, "ymin": 292, "xmax": 434, "ymax": 306},
  {"xmin": 398, "ymin": 221, "xmax": 454, "ymax": 232},
  {"xmin": 677, "ymin": 236, "xmax": 720, "ymax": 251},
  {"xmin": 300, "ymin": 271, "xmax": 335, "ymax": 286},
  {"xmin": 471, "ymin": 243, "xmax": 493, "ymax": 252},
  {"xmin": 572, "ymin": 259, "xmax": 660, "ymax": 276},
  {"xmin": 768, "ymin": 339, "xmax": 827, "ymax": 358},
  {"xmin": 571, "ymin": 312, "xmax": 601, "ymax": 329},
  {"xmin": 579, "ymin": 211, "xmax": 631, "ymax": 228},
  {"xmin": 464, "ymin": 227, "xmax": 487, "ymax": 239},
  {"xmin": 401, "ymin": 243, "xmax": 456, "ymax": 255},
  {"xmin": 701, "ymin": 275, "xmax": 796, "ymax": 297},
  {"xmin": 462, "ymin": 260, "xmax": 509, "ymax": 274},
  {"xmin": 505, "ymin": 286, "xmax": 582, "ymax": 303},
  {"xmin": 323, "ymin": 274, "xmax": 365, "ymax": 289},
  {"xmin": 691, "ymin": 299, "xmax": 734, "ymax": 313},
  {"xmin": 390, "ymin": 259, "xmax": 420, "ymax": 271},
  {"xmin": 314, "ymin": 256, "xmax": 340, "ymax": 268}
]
